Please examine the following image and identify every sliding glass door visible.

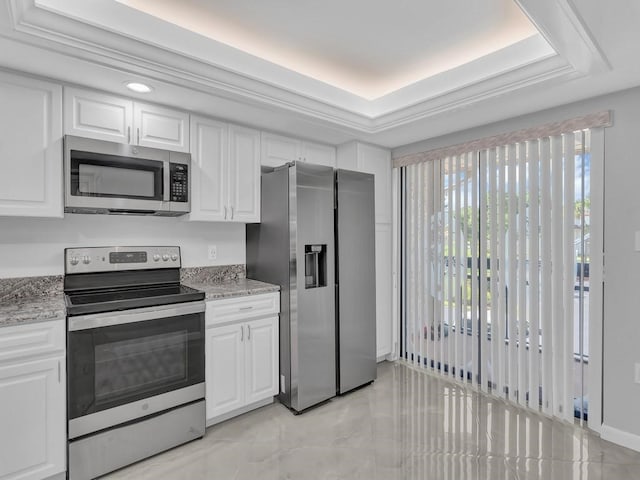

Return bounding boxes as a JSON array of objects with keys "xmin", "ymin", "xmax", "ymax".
[{"xmin": 401, "ymin": 130, "xmax": 593, "ymax": 421}]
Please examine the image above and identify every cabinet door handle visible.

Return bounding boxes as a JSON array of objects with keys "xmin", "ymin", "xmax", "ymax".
[
  {"xmin": 224, "ymin": 206, "xmax": 227, "ymax": 220},
  {"xmin": 240, "ymin": 325, "xmax": 244, "ymax": 342},
  {"xmin": 58, "ymin": 360, "xmax": 61, "ymax": 383},
  {"xmin": 137, "ymin": 127, "xmax": 140, "ymax": 145},
  {"xmin": 127, "ymin": 126, "xmax": 131, "ymax": 144},
  {"xmin": 230, "ymin": 206, "xmax": 234, "ymax": 219},
  {"xmin": 247, "ymin": 325, "xmax": 251, "ymax": 340}
]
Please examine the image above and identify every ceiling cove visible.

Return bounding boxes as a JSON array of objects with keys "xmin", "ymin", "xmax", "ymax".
[{"xmin": 0, "ymin": 0, "xmax": 611, "ymax": 144}]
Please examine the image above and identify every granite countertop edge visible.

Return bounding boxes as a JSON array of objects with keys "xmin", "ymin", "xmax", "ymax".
[
  {"xmin": 184, "ymin": 278, "xmax": 280, "ymax": 300},
  {"xmin": 0, "ymin": 295, "xmax": 66, "ymax": 329},
  {"xmin": 1, "ymin": 279, "xmax": 280, "ymax": 328}
]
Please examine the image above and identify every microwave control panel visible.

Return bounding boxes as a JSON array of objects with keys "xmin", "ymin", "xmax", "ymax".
[{"xmin": 170, "ymin": 163, "xmax": 189, "ymax": 203}]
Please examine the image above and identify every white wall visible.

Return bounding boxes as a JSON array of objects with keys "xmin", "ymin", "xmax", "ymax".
[
  {"xmin": 394, "ymin": 85, "xmax": 640, "ymax": 447},
  {"xmin": 0, "ymin": 214, "xmax": 246, "ymax": 277}
]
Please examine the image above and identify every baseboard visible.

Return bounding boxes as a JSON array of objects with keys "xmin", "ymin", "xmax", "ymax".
[
  {"xmin": 601, "ymin": 423, "xmax": 640, "ymax": 452},
  {"xmin": 377, "ymin": 352, "xmax": 393, "ymax": 363},
  {"xmin": 206, "ymin": 396, "xmax": 274, "ymax": 427},
  {"xmin": 45, "ymin": 471, "xmax": 66, "ymax": 480}
]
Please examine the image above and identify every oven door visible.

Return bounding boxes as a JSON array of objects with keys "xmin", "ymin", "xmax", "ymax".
[
  {"xmin": 67, "ymin": 301, "xmax": 205, "ymax": 439},
  {"xmin": 64, "ymin": 135, "xmax": 170, "ymax": 213}
]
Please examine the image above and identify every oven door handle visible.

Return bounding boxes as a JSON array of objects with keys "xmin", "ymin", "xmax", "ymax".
[{"xmin": 68, "ymin": 301, "xmax": 205, "ymax": 331}]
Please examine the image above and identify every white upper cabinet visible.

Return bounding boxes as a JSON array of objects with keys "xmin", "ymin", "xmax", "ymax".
[
  {"xmin": 64, "ymin": 87, "xmax": 132, "ymax": 144},
  {"xmin": 228, "ymin": 125, "xmax": 261, "ymax": 222},
  {"xmin": 134, "ymin": 102, "xmax": 189, "ymax": 152},
  {"xmin": 64, "ymin": 87, "xmax": 189, "ymax": 152},
  {"xmin": 188, "ymin": 116, "xmax": 227, "ymax": 221},
  {"xmin": 302, "ymin": 141, "xmax": 337, "ymax": 168},
  {"xmin": 261, "ymin": 132, "xmax": 298, "ymax": 167},
  {"xmin": 338, "ymin": 141, "xmax": 392, "ymax": 224},
  {"xmin": 0, "ymin": 71, "xmax": 63, "ymax": 217},
  {"xmin": 261, "ymin": 132, "xmax": 335, "ymax": 168},
  {"xmin": 189, "ymin": 116, "xmax": 260, "ymax": 222}
]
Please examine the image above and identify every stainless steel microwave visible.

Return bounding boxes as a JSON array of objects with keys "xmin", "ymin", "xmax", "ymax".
[{"xmin": 64, "ymin": 135, "xmax": 191, "ymax": 216}]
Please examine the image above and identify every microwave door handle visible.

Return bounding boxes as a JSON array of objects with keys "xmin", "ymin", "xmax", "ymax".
[{"xmin": 163, "ymin": 161, "xmax": 170, "ymax": 202}]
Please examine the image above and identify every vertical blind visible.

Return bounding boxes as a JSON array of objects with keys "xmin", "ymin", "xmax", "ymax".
[{"xmin": 400, "ymin": 114, "xmax": 608, "ymax": 422}]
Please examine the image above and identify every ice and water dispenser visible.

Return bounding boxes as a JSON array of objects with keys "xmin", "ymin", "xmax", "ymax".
[{"xmin": 304, "ymin": 244, "xmax": 327, "ymax": 288}]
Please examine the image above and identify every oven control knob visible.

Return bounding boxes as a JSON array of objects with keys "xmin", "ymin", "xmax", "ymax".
[
  {"xmin": 82, "ymin": 256, "xmax": 91, "ymax": 265},
  {"xmin": 153, "ymin": 254, "xmax": 160, "ymax": 262},
  {"xmin": 162, "ymin": 254, "xmax": 170, "ymax": 261},
  {"xmin": 69, "ymin": 256, "xmax": 79, "ymax": 266},
  {"xmin": 171, "ymin": 254, "xmax": 178, "ymax": 261}
]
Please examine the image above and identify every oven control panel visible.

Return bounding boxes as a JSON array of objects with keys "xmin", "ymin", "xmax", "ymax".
[{"xmin": 65, "ymin": 246, "xmax": 181, "ymax": 274}]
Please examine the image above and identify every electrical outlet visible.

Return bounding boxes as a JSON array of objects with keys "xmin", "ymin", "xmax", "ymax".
[
  {"xmin": 207, "ymin": 245, "xmax": 217, "ymax": 261},
  {"xmin": 635, "ymin": 363, "xmax": 640, "ymax": 384}
]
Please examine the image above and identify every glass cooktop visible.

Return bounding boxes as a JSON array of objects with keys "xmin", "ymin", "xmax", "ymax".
[{"xmin": 65, "ymin": 284, "xmax": 204, "ymax": 316}]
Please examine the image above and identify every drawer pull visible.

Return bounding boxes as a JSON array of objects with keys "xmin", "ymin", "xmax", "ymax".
[{"xmin": 239, "ymin": 306, "xmax": 253, "ymax": 311}]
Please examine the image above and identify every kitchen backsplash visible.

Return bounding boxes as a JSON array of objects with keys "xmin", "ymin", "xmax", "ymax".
[{"xmin": 0, "ymin": 275, "xmax": 63, "ymax": 302}]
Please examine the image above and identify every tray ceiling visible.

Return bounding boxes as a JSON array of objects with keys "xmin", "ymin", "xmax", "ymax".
[{"xmin": 0, "ymin": 0, "xmax": 635, "ymax": 147}]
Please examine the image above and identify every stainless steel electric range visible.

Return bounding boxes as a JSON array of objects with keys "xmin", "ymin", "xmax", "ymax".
[{"xmin": 64, "ymin": 246, "xmax": 205, "ymax": 480}]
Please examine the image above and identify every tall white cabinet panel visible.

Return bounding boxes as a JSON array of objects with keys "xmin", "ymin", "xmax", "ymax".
[
  {"xmin": 0, "ymin": 72, "xmax": 62, "ymax": 217},
  {"xmin": 355, "ymin": 143, "xmax": 392, "ymax": 224},
  {"xmin": 337, "ymin": 141, "xmax": 393, "ymax": 359},
  {"xmin": 64, "ymin": 87, "xmax": 189, "ymax": 152},
  {"xmin": 64, "ymin": 87, "xmax": 132, "ymax": 144},
  {"xmin": 245, "ymin": 317, "xmax": 279, "ymax": 404},
  {"xmin": 188, "ymin": 116, "xmax": 227, "ymax": 221},
  {"xmin": 134, "ymin": 102, "xmax": 189, "ymax": 152},
  {"xmin": 228, "ymin": 125, "xmax": 261, "ymax": 222},
  {"xmin": 0, "ymin": 320, "xmax": 66, "ymax": 480},
  {"xmin": 205, "ymin": 323, "xmax": 245, "ymax": 419},
  {"xmin": 375, "ymin": 224, "xmax": 393, "ymax": 358}
]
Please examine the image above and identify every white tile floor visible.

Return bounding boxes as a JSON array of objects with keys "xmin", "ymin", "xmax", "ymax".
[{"xmin": 103, "ymin": 362, "xmax": 640, "ymax": 479}]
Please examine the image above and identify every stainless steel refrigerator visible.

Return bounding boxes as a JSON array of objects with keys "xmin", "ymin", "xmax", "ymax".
[{"xmin": 246, "ymin": 162, "xmax": 376, "ymax": 413}]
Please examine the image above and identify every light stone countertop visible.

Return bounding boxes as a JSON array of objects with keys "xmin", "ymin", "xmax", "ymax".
[
  {"xmin": 0, "ymin": 294, "xmax": 66, "ymax": 328},
  {"xmin": 183, "ymin": 278, "xmax": 280, "ymax": 300}
]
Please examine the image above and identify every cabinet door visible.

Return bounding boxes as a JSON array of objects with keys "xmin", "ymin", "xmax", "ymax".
[
  {"xmin": 188, "ymin": 116, "xmax": 227, "ymax": 221},
  {"xmin": 134, "ymin": 102, "xmax": 189, "ymax": 152},
  {"xmin": 356, "ymin": 144, "xmax": 392, "ymax": 224},
  {"xmin": 0, "ymin": 357, "xmax": 65, "ymax": 480},
  {"xmin": 245, "ymin": 316, "xmax": 279, "ymax": 404},
  {"xmin": 375, "ymin": 224, "xmax": 392, "ymax": 358},
  {"xmin": 261, "ymin": 132, "xmax": 299, "ymax": 168},
  {"xmin": 206, "ymin": 323, "xmax": 245, "ymax": 420},
  {"xmin": 64, "ymin": 87, "xmax": 132, "ymax": 144},
  {"xmin": 228, "ymin": 125, "xmax": 260, "ymax": 222},
  {"xmin": 0, "ymin": 72, "xmax": 63, "ymax": 218},
  {"xmin": 302, "ymin": 141, "xmax": 336, "ymax": 168}
]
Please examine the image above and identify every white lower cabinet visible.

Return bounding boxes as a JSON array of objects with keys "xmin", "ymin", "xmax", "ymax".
[
  {"xmin": 205, "ymin": 293, "xmax": 279, "ymax": 424},
  {"xmin": 0, "ymin": 320, "xmax": 66, "ymax": 480}
]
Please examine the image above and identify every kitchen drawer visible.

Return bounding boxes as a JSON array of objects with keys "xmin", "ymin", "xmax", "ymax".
[
  {"xmin": 0, "ymin": 320, "xmax": 65, "ymax": 364},
  {"xmin": 206, "ymin": 293, "xmax": 279, "ymax": 327}
]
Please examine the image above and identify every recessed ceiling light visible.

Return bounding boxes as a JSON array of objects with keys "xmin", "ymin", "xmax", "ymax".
[{"xmin": 125, "ymin": 81, "xmax": 153, "ymax": 93}]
